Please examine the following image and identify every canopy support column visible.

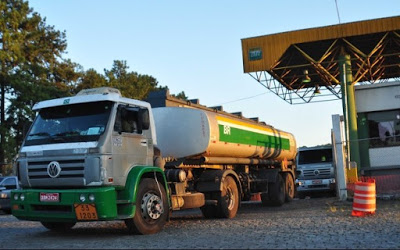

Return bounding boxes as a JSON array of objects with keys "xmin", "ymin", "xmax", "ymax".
[{"xmin": 339, "ymin": 54, "xmax": 361, "ymax": 171}]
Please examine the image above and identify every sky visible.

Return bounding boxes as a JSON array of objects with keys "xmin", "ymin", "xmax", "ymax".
[{"xmin": 28, "ymin": 0, "xmax": 399, "ymax": 147}]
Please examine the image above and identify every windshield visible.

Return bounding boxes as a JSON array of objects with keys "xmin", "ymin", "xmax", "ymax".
[
  {"xmin": 0, "ymin": 177, "xmax": 3, "ymax": 184},
  {"xmin": 25, "ymin": 101, "xmax": 113, "ymax": 146},
  {"xmin": 298, "ymin": 148, "xmax": 332, "ymax": 165}
]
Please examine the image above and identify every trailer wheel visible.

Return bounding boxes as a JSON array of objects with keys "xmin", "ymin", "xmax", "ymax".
[
  {"xmin": 217, "ymin": 176, "xmax": 239, "ymax": 218},
  {"xmin": 262, "ymin": 174, "xmax": 285, "ymax": 206},
  {"xmin": 40, "ymin": 222, "xmax": 76, "ymax": 231},
  {"xmin": 125, "ymin": 178, "xmax": 169, "ymax": 235},
  {"xmin": 284, "ymin": 173, "xmax": 295, "ymax": 202}
]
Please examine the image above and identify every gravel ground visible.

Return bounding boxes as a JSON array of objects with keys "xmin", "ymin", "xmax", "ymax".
[{"xmin": 0, "ymin": 197, "xmax": 399, "ymax": 249}]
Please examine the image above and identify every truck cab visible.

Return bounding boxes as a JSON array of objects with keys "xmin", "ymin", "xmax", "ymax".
[
  {"xmin": 295, "ymin": 146, "xmax": 336, "ymax": 198},
  {"xmin": 12, "ymin": 87, "xmax": 169, "ymax": 234}
]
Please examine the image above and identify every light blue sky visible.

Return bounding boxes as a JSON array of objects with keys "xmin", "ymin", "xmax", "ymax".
[{"xmin": 29, "ymin": 0, "xmax": 399, "ymax": 147}]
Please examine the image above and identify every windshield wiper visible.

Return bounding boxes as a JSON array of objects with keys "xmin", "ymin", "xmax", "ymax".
[
  {"xmin": 28, "ymin": 132, "xmax": 50, "ymax": 137},
  {"xmin": 53, "ymin": 131, "xmax": 81, "ymax": 137}
]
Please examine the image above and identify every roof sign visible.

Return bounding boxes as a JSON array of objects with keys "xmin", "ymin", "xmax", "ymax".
[{"xmin": 249, "ymin": 48, "xmax": 262, "ymax": 61}]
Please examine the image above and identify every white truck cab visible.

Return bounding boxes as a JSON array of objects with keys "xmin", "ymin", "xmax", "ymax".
[{"xmin": 295, "ymin": 146, "xmax": 336, "ymax": 198}]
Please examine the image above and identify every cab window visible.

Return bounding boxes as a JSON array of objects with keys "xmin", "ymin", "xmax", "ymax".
[{"xmin": 114, "ymin": 106, "xmax": 140, "ymax": 134}]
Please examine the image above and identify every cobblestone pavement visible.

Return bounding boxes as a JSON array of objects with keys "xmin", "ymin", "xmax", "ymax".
[{"xmin": 0, "ymin": 197, "xmax": 399, "ymax": 249}]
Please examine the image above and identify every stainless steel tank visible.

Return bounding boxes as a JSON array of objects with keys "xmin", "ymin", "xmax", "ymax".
[{"xmin": 152, "ymin": 107, "xmax": 297, "ymax": 162}]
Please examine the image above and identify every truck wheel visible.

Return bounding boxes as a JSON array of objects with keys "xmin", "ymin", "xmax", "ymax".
[
  {"xmin": 40, "ymin": 222, "xmax": 76, "ymax": 231},
  {"xmin": 284, "ymin": 173, "xmax": 295, "ymax": 202},
  {"xmin": 125, "ymin": 178, "xmax": 169, "ymax": 235},
  {"xmin": 217, "ymin": 176, "xmax": 239, "ymax": 218},
  {"xmin": 263, "ymin": 174, "xmax": 285, "ymax": 206}
]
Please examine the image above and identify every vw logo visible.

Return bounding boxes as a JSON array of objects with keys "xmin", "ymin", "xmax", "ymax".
[
  {"xmin": 314, "ymin": 169, "xmax": 320, "ymax": 176},
  {"xmin": 47, "ymin": 161, "xmax": 61, "ymax": 178}
]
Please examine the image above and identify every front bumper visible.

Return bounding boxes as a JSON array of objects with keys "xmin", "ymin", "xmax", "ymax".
[
  {"xmin": 296, "ymin": 178, "xmax": 336, "ymax": 192},
  {"xmin": 11, "ymin": 187, "xmax": 120, "ymax": 222}
]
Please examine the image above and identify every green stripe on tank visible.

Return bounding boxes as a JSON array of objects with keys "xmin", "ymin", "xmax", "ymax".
[{"xmin": 218, "ymin": 125, "xmax": 290, "ymax": 150}]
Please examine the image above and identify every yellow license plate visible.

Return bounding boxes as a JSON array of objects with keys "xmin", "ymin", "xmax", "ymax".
[{"xmin": 74, "ymin": 204, "xmax": 98, "ymax": 220}]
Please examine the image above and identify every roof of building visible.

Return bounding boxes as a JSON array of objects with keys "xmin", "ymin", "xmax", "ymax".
[{"xmin": 241, "ymin": 16, "xmax": 400, "ymax": 103}]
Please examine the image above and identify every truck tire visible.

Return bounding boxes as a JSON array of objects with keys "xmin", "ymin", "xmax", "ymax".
[
  {"xmin": 262, "ymin": 174, "xmax": 285, "ymax": 206},
  {"xmin": 217, "ymin": 176, "xmax": 239, "ymax": 218},
  {"xmin": 40, "ymin": 222, "xmax": 76, "ymax": 231},
  {"xmin": 284, "ymin": 173, "xmax": 295, "ymax": 202},
  {"xmin": 125, "ymin": 178, "xmax": 169, "ymax": 235},
  {"xmin": 200, "ymin": 176, "xmax": 239, "ymax": 219}
]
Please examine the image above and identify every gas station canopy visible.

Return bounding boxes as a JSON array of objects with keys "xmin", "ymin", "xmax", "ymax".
[{"xmin": 242, "ymin": 16, "xmax": 400, "ymax": 104}]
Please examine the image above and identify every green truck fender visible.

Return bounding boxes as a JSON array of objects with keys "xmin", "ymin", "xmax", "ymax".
[{"xmin": 116, "ymin": 166, "xmax": 170, "ymax": 218}]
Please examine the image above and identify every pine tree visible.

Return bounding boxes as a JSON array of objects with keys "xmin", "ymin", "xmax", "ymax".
[{"xmin": 0, "ymin": 0, "xmax": 80, "ymax": 171}]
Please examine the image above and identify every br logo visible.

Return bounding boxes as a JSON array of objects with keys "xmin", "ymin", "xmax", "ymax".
[{"xmin": 223, "ymin": 125, "xmax": 231, "ymax": 135}]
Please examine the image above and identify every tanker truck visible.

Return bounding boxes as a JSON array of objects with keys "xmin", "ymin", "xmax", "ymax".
[{"xmin": 11, "ymin": 87, "xmax": 297, "ymax": 235}]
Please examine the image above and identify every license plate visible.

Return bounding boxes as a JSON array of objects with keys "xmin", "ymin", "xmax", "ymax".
[
  {"xmin": 74, "ymin": 204, "xmax": 98, "ymax": 220},
  {"xmin": 40, "ymin": 193, "xmax": 60, "ymax": 202},
  {"xmin": 312, "ymin": 179, "xmax": 322, "ymax": 184}
]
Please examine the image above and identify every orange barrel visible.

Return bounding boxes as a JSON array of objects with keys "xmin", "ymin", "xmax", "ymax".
[{"xmin": 351, "ymin": 179, "xmax": 376, "ymax": 217}]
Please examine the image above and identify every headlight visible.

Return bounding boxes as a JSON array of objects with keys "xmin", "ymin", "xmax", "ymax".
[
  {"xmin": 79, "ymin": 194, "xmax": 86, "ymax": 202},
  {"xmin": 20, "ymin": 194, "xmax": 25, "ymax": 201},
  {"xmin": 88, "ymin": 194, "xmax": 95, "ymax": 202},
  {"xmin": 14, "ymin": 194, "xmax": 19, "ymax": 200},
  {"xmin": 0, "ymin": 193, "xmax": 7, "ymax": 199}
]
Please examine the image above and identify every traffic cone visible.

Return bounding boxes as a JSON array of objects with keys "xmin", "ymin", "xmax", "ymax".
[{"xmin": 351, "ymin": 179, "xmax": 376, "ymax": 217}]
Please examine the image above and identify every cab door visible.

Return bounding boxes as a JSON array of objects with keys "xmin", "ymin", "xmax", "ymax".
[{"xmin": 111, "ymin": 105, "xmax": 152, "ymax": 185}]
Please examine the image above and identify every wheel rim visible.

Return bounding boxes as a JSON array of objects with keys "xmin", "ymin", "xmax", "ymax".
[
  {"xmin": 141, "ymin": 192, "xmax": 164, "ymax": 221},
  {"xmin": 225, "ymin": 187, "xmax": 235, "ymax": 211}
]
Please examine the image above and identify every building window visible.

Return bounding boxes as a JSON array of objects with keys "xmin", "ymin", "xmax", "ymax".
[{"xmin": 368, "ymin": 110, "xmax": 400, "ymax": 148}]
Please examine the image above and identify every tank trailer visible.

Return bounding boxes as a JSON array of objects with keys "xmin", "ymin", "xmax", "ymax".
[{"xmin": 11, "ymin": 87, "xmax": 297, "ymax": 234}]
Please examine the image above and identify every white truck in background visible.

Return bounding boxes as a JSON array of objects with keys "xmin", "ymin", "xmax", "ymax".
[{"xmin": 295, "ymin": 145, "xmax": 336, "ymax": 198}]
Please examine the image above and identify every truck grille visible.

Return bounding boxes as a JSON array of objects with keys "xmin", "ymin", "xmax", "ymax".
[
  {"xmin": 28, "ymin": 159, "xmax": 85, "ymax": 180},
  {"xmin": 303, "ymin": 168, "xmax": 331, "ymax": 178}
]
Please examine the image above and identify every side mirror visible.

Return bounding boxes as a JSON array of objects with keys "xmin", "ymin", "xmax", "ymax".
[{"xmin": 138, "ymin": 108, "xmax": 150, "ymax": 131}]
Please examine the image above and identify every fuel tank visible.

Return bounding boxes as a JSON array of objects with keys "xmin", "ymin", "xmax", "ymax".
[{"xmin": 152, "ymin": 107, "xmax": 297, "ymax": 162}]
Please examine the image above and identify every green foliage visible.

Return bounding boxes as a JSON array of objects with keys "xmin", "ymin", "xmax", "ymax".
[
  {"xmin": 0, "ymin": 1, "xmax": 185, "ymax": 169},
  {"xmin": 75, "ymin": 68, "xmax": 107, "ymax": 92},
  {"xmin": 76, "ymin": 60, "xmax": 158, "ymax": 100},
  {"xmin": 0, "ymin": 0, "xmax": 80, "ymax": 165},
  {"xmin": 172, "ymin": 91, "xmax": 188, "ymax": 101}
]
